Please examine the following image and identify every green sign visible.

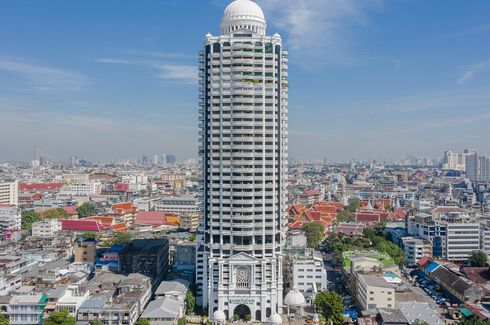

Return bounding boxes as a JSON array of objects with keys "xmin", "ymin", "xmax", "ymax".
[{"xmin": 229, "ymin": 298, "xmax": 255, "ymax": 305}]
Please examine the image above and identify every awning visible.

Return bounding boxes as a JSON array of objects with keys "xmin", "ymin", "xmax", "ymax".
[{"xmin": 459, "ymin": 307, "xmax": 474, "ymax": 318}]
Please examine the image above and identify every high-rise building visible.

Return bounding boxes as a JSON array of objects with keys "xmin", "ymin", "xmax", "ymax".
[
  {"xmin": 196, "ymin": 0, "xmax": 288, "ymax": 321},
  {"xmin": 479, "ymin": 156, "xmax": 490, "ymax": 181},
  {"xmin": 153, "ymin": 154, "xmax": 159, "ymax": 165},
  {"xmin": 465, "ymin": 149, "xmax": 478, "ymax": 180},
  {"xmin": 442, "ymin": 150, "xmax": 465, "ymax": 171},
  {"xmin": 166, "ymin": 154, "xmax": 176, "ymax": 164},
  {"xmin": 0, "ymin": 181, "xmax": 18, "ymax": 206}
]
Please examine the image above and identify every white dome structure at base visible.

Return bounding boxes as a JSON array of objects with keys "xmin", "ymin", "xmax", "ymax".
[
  {"xmin": 212, "ymin": 310, "xmax": 226, "ymax": 322},
  {"xmin": 284, "ymin": 286, "xmax": 306, "ymax": 307},
  {"xmin": 221, "ymin": 0, "xmax": 267, "ymax": 35},
  {"xmin": 269, "ymin": 313, "xmax": 283, "ymax": 324}
]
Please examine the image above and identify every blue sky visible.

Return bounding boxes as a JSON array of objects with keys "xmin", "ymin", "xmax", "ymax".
[{"xmin": 0, "ymin": 0, "xmax": 489, "ymax": 162}]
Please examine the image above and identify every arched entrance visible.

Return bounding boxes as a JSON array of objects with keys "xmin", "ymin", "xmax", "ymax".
[{"xmin": 234, "ymin": 304, "xmax": 251, "ymax": 320}]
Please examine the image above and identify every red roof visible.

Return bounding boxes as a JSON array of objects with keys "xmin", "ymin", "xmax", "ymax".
[
  {"xmin": 61, "ymin": 219, "xmax": 108, "ymax": 232},
  {"xmin": 63, "ymin": 206, "xmax": 78, "ymax": 215},
  {"xmin": 19, "ymin": 183, "xmax": 63, "ymax": 191},
  {"xmin": 0, "ymin": 204, "xmax": 15, "ymax": 207},
  {"xmin": 305, "ymin": 209, "xmax": 322, "ymax": 221},
  {"xmin": 356, "ymin": 213, "xmax": 381, "ymax": 223},
  {"xmin": 417, "ymin": 256, "xmax": 432, "ymax": 267},
  {"xmin": 112, "ymin": 223, "xmax": 127, "ymax": 232},
  {"xmin": 135, "ymin": 211, "xmax": 167, "ymax": 227},
  {"xmin": 86, "ymin": 216, "xmax": 114, "ymax": 227},
  {"xmin": 111, "ymin": 202, "xmax": 137, "ymax": 215}
]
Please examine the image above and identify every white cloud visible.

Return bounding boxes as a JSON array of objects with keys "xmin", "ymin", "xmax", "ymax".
[
  {"xmin": 258, "ymin": 0, "xmax": 381, "ymax": 66},
  {"xmin": 0, "ymin": 56, "xmax": 87, "ymax": 91},
  {"xmin": 96, "ymin": 57, "xmax": 197, "ymax": 84},
  {"xmin": 458, "ymin": 59, "xmax": 490, "ymax": 85}
]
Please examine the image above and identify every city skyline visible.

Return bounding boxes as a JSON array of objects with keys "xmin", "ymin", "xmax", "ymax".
[{"xmin": 1, "ymin": 0, "xmax": 490, "ymax": 162}]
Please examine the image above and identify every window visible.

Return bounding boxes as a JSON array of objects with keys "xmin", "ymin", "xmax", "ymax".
[{"xmin": 235, "ymin": 266, "xmax": 250, "ymax": 289}]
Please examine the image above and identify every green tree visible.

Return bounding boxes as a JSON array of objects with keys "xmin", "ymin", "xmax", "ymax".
[
  {"xmin": 0, "ymin": 313, "xmax": 10, "ymax": 325},
  {"xmin": 188, "ymin": 233, "xmax": 196, "ymax": 242},
  {"xmin": 336, "ymin": 210, "xmax": 354, "ymax": 223},
  {"xmin": 362, "ymin": 227, "xmax": 376, "ymax": 239},
  {"xmin": 81, "ymin": 232, "xmax": 97, "ymax": 240},
  {"xmin": 90, "ymin": 321, "xmax": 102, "ymax": 325},
  {"xmin": 21, "ymin": 210, "xmax": 40, "ymax": 230},
  {"xmin": 314, "ymin": 291, "xmax": 345, "ymax": 325},
  {"xmin": 177, "ymin": 318, "xmax": 186, "ymax": 325},
  {"xmin": 42, "ymin": 208, "xmax": 69, "ymax": 219},
  {"xmin": 112, "ymin": 232, "xmax": 133, "ymax": 245},
  {"xmin": 414, "ymin": 320, "xmax": 429, "ymax": 325},
  {"xmin": 186, "ymin": 290, "xmax": 196, "ymax": 315},
  {"xmin": 469, "ymin": 251, "xmax": 488, "ymax": 267},
  {"xmin": 136, "ymin": 318, "xmax": 151, "ymax": 325},
  {"xmin": 345, "ymin": 200, "xmax": 360, "ymax": 213},
  {"xmin": 44, "ymin": 309, "xmax": 76, "ymax": 325},
  {"xmin": 76, "ymin": 203, "xmax": 97, "ymax": 218},
  {"xmin": 303, "ymin": 222, "xmax": 325, "ymax": 248},
  {"xmin": 458, "ymin": 319, "xmax": 490, "ymax": 325}
]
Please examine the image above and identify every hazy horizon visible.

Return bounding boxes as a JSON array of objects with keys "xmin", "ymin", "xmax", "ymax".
[{"xmin": 1, "ymin": 0, "xmax": 489, "ymax": 162}]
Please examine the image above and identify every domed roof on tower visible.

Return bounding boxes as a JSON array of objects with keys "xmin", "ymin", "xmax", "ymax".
[{"xmin": 221, "ymin": 0, "xmax": 267, "ymax": 35}]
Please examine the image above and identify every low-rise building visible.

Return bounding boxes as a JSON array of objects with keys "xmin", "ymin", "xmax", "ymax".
[
  {"xmin": 141, "ymin": 296, "xmax": 184, "ymax": 324},
  {"xmin": 288, "ymin": 248, "xmax": 327, "ymax": 302},
  {"xmin": 119, "ymin": 239, "xmax": 169, "ymax": 288},
  {"xmin": 5, "ymin": 293, "xmax": 47, "ymax": 325},
  {"xmin": 155, "ymin": 281, "xmax": 187, "ymax": 303},
  {"xmin": 401, "ymin": 237, "xmax": 432, "ymax": 265},
  {"xmin": 0, "ymin": 205, "xmax": 21, "ymax": 234},
  {"xmin": 74, "ymin": 238, "xmax": 97, "ymax": 264},
  {"xmin": 31, "ymin": 218, "xmax": 62, "ymax": 237},
  {"xmin": 356, "ymin": 273, "xmax": 396, "ymax": 312}
]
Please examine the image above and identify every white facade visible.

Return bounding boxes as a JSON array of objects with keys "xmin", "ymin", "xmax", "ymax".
[
  {"xmin": 442, "ymin": 151, "xmax": 465, "ymax": 171},
  {"xmin": 290, "ymin": 249, "xmax": 327, "ymax": 301},
  {"xmin": 196, "ymin": 0, "xmax": 288, "ymax": 321},
  {"xmin": 0, "ymin": 205, "xmax": 21, "ymax": 233},
  {"xmin": 0, "ymin": 275, "xmax": 21, "ymax": 295},
  {"xmin": 155, "ymin": 195, "xmax": 200, "ymax": 215},
  {"xmin": 407, "ymin": 208, "xmax": 481, "ymax": 261},
  {"xmin": 31, "ymin": 218, "xmax": 62, "ymax": 237},
  {"xmin": 356, "ymin": 274, "xmax": 396, "ymax": 312},
  {"xmin": 58, "ymin": 181, "xmax": 101, "ymax": 197},
  {"xmin": 0, "ymin": 180, "xmax": 18, "ymax": 205},
  {"xmin": 6, "ymin": 294, "xmax": 45, "ymax": 325},
  {"xmin": 401, "ymin": 236, "xmax": 431, "ymax": 265}
]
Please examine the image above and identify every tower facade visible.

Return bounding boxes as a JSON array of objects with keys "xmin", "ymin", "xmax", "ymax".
[{"xmin": 196, "ymin": 0, "xmax": 288, "ymax": 321}]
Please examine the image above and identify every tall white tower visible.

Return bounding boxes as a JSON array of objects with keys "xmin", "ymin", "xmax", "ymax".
[{"xmin": 196, "ymin": 0, "xmax": 289, "ymax": 322}]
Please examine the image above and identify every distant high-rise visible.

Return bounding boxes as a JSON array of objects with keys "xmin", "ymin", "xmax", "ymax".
[
  {"xmin": 465, "ymin": 149, "xmax": 478, "ymax": 180},
  {"xmin": 166, "ymin": 154, "xmax": 176, "ymax": 164},
  {"xmin": 196, "ymin": 0, "xmax": 288, "ymax": 321},
  {"xmin": 153, "ymin": 154, "xmax": 159, "ymax": 165}
]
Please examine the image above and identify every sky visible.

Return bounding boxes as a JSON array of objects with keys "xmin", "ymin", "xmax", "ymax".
[{"xmin": 0, "ymin": 0, "xmax": 489, "ymax": 162}]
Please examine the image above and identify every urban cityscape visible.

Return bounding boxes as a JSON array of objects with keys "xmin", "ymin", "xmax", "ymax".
[{"xmin": 1, "ymin": 0, "xmax": 490, "ymax": 325}]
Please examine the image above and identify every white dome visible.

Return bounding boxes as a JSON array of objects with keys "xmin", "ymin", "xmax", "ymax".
[
  {"xmin": 269, "ymin": 313, "xmax": 283, "ymax": 324},
  {"xmin": 212, "ymin": 310, "xmax": 226, "ymax": 321},
  {"xmin": 284, "ymin": 286, "xmax": 306, "ymax": 306},
  {"xmin": 221, "ymin": 0, "xmax": 267, "ymax": 35}
]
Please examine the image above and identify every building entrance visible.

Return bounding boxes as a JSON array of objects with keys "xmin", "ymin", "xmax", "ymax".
[{"xmin": 233, "ymin": 304, "xmax": 251, "ymax": 320}]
